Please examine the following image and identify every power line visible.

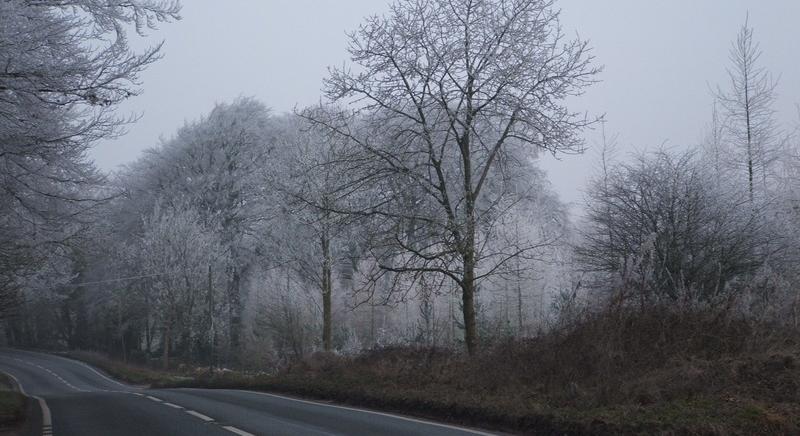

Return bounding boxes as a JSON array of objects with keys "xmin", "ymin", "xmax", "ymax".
[{"xmin": 30, "ymin": 271, "xmax": 175, "ymax": 291}]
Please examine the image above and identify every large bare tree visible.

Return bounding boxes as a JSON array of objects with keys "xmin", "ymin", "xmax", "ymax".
[
  {"xmin": 304, "ymin": 0, "xmax": 598, "ymax": 354},
  {"xmin": 0, "ymin": 0, "xmax": 180, "ymax": 314}
]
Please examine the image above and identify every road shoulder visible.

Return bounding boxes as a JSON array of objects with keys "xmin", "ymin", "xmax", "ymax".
[{"xmin": 0, "ymin": 370, "xmax": 40, "ymax": 436}]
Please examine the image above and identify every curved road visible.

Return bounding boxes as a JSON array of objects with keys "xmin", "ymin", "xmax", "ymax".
[{"xmin": 0, "ymin": 349, "xmax": 495, "ymax": 436}]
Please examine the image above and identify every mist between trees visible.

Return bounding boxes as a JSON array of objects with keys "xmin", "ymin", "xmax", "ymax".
[{"xmin": 1, "ymin": 0, "xmax": 799, "ymax": 373}]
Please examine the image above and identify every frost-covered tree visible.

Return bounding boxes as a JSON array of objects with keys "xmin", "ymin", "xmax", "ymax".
[
  {"xmin": 715, "ymin": 17, "xmax": 781, "ymax": 203},
  {"xmin": 0, "ymin": 0, "xmax": 180, "ymax": 312},
  {"xmin": 304, "ymin": 0, "xmax": 598, "ymax": 354},
  {"xmin": 121, "ymin": 98, "xmax": 273, "ymax": 362},
  {"xmin": 578, "ymin": 150, "xmax": 764, "ymax": 306},
  {"xmin": 138, "ymin": 203, "xmax": 223, "ymax": 369},
  {"xmin": 267, "ymin": 115, "xmax": 361, "ymax": 352}
]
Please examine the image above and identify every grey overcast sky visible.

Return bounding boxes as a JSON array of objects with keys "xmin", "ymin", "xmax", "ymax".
[{"xmin": 91, "ymin": 0, "xmax": 800, "ymax": 211}]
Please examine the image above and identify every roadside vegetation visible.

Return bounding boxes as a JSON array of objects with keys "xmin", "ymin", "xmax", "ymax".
[
  {"xmin": 66, "ymin": 306, "xmax": 799, "ymax": 435},
  {"xmin": 61, "ymin": 351, "xmax": 187, "ymax": 387},
  {"xmin": 0, "ymin": 372, "xmax": 26, "ymax": 431}
]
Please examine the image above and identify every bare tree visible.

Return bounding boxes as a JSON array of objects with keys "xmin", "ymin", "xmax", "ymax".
[
  {"xmin": 138, "ymin": 203, "xmax": 223, "ymax": 369},
  {"xmin": 715, "ymin": 17, "xmax": 780, "ymax": 203},
  {"xmin": 578, "ymin": 150, "xmax": 764, "ymax": 307},
  {"xmin": 120, "ymin": 98, "xmax": 273, "ymax": 363},
  {"xmin": 0, "ymin": 0, "xmax": 180, "ymax": 313},
  {"xmin": 304, "ymin": 0, "xmax": 598, "ymax": 354},
  {"xmin": 268, "ymin": 115, "xmax": 359, "ymax": 352}
]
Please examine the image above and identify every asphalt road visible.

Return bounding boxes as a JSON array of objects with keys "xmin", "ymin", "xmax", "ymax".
[{"xmin": 0, "ymin": 349, "xmax": 495, "ymax": 436}]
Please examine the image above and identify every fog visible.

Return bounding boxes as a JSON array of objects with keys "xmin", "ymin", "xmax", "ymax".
[
  {"xmin": 5, "ymin": 2, "xmax": 800, "ymax": 432},
  {"xmin": 92, "ymin": 0, "xmax": 800, "ymax": 209}
]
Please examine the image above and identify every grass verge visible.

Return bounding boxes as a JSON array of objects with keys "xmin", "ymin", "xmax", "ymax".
[
  {"xmin": 159, "ymin": 309, "xmax": 800, "ymax": 435},
  {"xmin": 60, "ymin": 350, "xmax": 187, "ymax": 386},
  {"xmin": 68, "ymin": 308, "xmax": 800, "ymax": 435},
  {"xmin": 0, "ymin": 372, "xmax": 26, "ymax": 429}
]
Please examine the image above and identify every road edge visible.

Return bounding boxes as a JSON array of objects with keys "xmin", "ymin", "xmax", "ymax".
[
  {"xmin": 31, "ymin": 350, "xmax": 509, "ymax": 435},
  {"xmin": 205, "ymin": 388, "xmax": 500, "ymax": 436},
  {"xmin": 0, "ymin": 369, "xmax": 48, "ymax": 436}
]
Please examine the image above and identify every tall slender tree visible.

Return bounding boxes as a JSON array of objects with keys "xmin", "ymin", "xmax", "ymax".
[{"xmin": 715, "ymin": 17, "xmax": 780, "ymax": 203}]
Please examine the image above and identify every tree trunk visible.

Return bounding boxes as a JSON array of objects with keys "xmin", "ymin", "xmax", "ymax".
[
  {"xmin": 227, "ymin": 269, "xmax": 242, "ymax": 363},
  {"xmin": 517, "ymin": 279, "xmax": 524, "ymax": 335},
  {"xmin": 162, "ymin": 324, "xmax": 170, "ymax": 370},
  {"xmin": 370, "ymin": 302, "xmax": 375, "ymax": 346},
  {"xmin": 321, "ymin": 232, "xmax": 333, "ymax": 351},
  {"xmin": 144, "ymin": 292, "xmax": 152, "ymax": 360},
  {"xmin": 462, "ymin": 244, "xmax": 478, "ymax": 355},
  {"xmin": 207, "ymin": 264, "xmax": 216, "ymax": 370},
  {"xmin": 117, "ymin": 299, "xmax": 125, "ymax": 361},
  {"xmin": 461, "ymin": 143, "xmax": 479, "ymax": 355},
  {"xmin": 459, "ymin": 67, "xmax": 480, "ymax": 356},
  {"xmin": 745, "ymin": 72, "xmax": 754, "ymax": 204},
  {"xmin": 121, "ymin": 332, "xmax": 127, "ymax": 364}
]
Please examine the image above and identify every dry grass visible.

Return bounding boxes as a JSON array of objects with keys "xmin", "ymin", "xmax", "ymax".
[
  {"xmin": 63, "ymin": 351, "xmax": 188, "ymax": 386},
  {"xmin": 0, "ymin": 372, "xmax": 26, "ymax": 430},
  {"xmin": 160, "ymin": 308, "xmax": 800, "ymax": 435}
]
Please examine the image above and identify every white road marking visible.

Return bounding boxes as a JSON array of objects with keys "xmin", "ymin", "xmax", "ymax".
[
  {"xmin": 185, "ymin": 410, "xmax": 215, "ymax": 422},
  {"xmin": 1, "ymin": 366, "xmax": 54, "ymax": 436},
  {"xmin": 17, "ymin": 351, "xmax": 130, "ymax": 389},
  {"xmin": 65, "ymin": 357, "xmax": 130, "ymax": 388},
  {"xmin": 163, "ymin": 402, "xmax": 183, "ymax": 409},
  {"xmin": 41, "ymin": 367, "xmax": 82, "ymax": 392},
  {"xmin": 229, "ymin": 389, "xmax": 498, "ymax": 436},
  {"xmin": 18, "ymin": 359, "xmax": 88, "ymax": 392},
  {"xmin": 7, "ymin": 351, "xmax": 493, "ymax": 435},
  {"xmin": 223, "ymin": 425, "xmax": 256, "ymax": 436},
  {"xmin": 34, "ymin": 396, "xmax": 52, "ymax": 436},
  {"xmin": 131, "ymin": 392, "xmax": 144, "ymax": 396}
]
